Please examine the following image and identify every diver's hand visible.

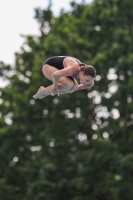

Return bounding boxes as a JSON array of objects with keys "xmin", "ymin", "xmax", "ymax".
[{"xmin": 51, "ymin": 86, "xmax": 59, "ymax": 96}]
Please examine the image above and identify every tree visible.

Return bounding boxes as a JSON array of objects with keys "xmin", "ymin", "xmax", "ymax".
[{"xmin": 0, "ymin": 0, "xmax": 133, "ymax": 199}]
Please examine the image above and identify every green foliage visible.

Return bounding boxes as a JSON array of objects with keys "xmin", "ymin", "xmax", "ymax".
[{"xmin": 0, "ymin": 0, "xmax": 133, "ymax": 199}]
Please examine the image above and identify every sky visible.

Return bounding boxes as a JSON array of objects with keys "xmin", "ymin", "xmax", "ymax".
[{"xmin": 0, "ymin": 0, "xmax": 92, "ymax": 65}]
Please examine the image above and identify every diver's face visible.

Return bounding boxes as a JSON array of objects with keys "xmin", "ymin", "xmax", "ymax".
[{"xmin": 80, "ymin": 73, "xmax": 94, "ymax": 84}]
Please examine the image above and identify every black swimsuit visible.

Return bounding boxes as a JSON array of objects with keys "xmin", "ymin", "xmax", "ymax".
[
  {"xmin": 43, "ymin": 56, "xmax": 80, "ymax": 80},
  {"xmin": 43, "ymin": 56, "xmax": 66, "ymax": 70}
]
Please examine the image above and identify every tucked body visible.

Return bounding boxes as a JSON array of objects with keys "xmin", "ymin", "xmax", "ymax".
[{"xmin": 33, "ymin": 56, "xmax": 96, "ymax": 99}]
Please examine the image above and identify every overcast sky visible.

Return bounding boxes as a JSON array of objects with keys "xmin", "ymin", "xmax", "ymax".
[{"xmin": 0, "ymin": 0, "xmax": 92, "ymax": 65}]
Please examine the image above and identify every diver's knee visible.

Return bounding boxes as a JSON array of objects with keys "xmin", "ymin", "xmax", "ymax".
[
  {"xmin": 72, "ymin": 82, "xmax": 78, "ymax": 91},
  {"xmin": 68, "ymin": 82, "xmax": 78, "ymax": 92}
]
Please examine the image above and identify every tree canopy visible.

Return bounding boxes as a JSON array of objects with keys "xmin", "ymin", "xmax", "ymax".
[{"xmin": 0, "ymin": 0, "xmax": 133, "ymax": 199}]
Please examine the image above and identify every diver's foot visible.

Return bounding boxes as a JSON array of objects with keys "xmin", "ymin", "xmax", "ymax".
[{"xmin": 33, "ymin": 86, "xmax": 47, "ymax": 99}]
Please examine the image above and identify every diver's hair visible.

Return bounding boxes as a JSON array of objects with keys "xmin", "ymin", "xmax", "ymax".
[{"xmin": 79, "ymin": 63, "xmax": 96, "ymax": 78}]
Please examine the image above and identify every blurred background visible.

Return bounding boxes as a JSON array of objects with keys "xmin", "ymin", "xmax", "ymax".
[{"xmin": 0, "ymin": 0, "xmax": 133, "ymax": 200}]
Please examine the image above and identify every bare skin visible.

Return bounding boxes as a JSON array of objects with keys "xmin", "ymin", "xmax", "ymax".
[{"xmin": 33, "ymin": 57, "xmax": 95, "ymax": 99}]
